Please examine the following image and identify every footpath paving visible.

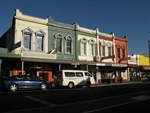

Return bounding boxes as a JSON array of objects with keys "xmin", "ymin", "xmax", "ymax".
[{"xmin": 91, "ymin": 81, "xmax": 143, "ymax": 87}]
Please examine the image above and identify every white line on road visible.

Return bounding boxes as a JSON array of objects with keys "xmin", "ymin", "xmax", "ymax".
[
  {"xmin": 82, "ymin": 100, "xmax": 138, "ymax": 113},
  {"xmin": 82, "ymin": 94, "xmax": 150, "ymax": 113},
  {"xmin": 24, "ymin": 96, "xmax": 57, "ymax": 107}
]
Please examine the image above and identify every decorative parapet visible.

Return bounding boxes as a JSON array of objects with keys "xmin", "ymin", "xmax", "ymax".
[{"xmin": 15, "ymin": 9, "xmax": 48, "ymax": 25}]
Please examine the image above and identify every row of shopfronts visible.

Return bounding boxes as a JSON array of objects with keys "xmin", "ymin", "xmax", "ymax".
[
  {"xmin": 0, "ymin": 9, "xmax": 150, "ymax": 84},
  {"xmin": 1, "ymin": 52, "xmax": 149, "ymax": 84}
]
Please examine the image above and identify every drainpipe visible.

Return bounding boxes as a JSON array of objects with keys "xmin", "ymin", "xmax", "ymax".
[
  {"xmin": 96, "ymin": 28, "xmax": 99, "ymax": 56},
  {"xmin": 112, "ymin": 32, "xmax": 116, "ymax": 63},
  {"xmin": 22, "ymin": 61, "xmax": 24, "ymax": 74}
]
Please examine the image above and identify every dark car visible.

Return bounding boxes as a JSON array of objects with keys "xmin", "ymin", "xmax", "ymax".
[{"xmin": 1, "ymin": 75, "xmax": 51, "ymax": 92}]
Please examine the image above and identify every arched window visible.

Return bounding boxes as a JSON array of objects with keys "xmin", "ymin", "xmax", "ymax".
[
  {"xmin": 107, "ymin": 42, "xmax": 112, "ymax": 56},
  {"xmin": 35, "ymin": 30, "xmax": 46, "ymax": 52},
  {"xmin": 22, "ymin": 27, "xmax": 34, "ymax": 51},
  {"xmin": 101, "ymin": 41, "xmax": 106, "ymax": 57},
  {"xmin": 89, "ymin": 39, "xmax": 95, "ymax": 56},
  {"xmin": 65, "ymin": 36, "xmax": 72, "ymax": 54},
  {"xmin": 55, "ymin": 34, "xmax": 62, "ymax": 53},
  {"xmin": 81, "ymin": 38, "xmax": 87, "ymax": 55},
  {"xmin": 121, "ymin": 46, "xmax": 125, "ymax": 58},
  {"xmin": 116, "ymin": 45, "xmax": 120, "ymax": 58}
]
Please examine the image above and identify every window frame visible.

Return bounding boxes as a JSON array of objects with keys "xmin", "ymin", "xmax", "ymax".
[
  {"xmin": 65, "ymin": 36, "xmax": 72, "ymax": 54},
  {"xmin": 22, "ymin": 27, "xmax": 34, "ymax": 51},
  {"xmin": 55, "ymin": 34, "xmax": 63, "ymax": 53},
  {"xmin": 35, "ymin": 30, "xmax": 46, "ymax": 52},
  {"xmin": 81, "ymin": 38, "xmax": 87, "ymax": 55}
]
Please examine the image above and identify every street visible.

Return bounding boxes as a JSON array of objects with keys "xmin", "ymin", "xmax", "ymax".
[{"xmin": 0, "ymin": 82, "xmax": 150, "ymax": 113}]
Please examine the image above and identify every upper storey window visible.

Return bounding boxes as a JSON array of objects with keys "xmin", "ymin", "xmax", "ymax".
[
  {"xmin": 81, "ymin": 38, "xmax": 87, "ymax": 55},
  {"xmin": 35, "ymin": 30, "xmax": 45, "ymax": 52},
  {"xmin": 121, "ymin": 46, "xmax": 125, "ymax": 58},
  {"xmin": 22, "ymin": 27, "xmax": 34, "ymax": 50},
  {"xmin": 101, "ymin": 41, "xmax": 106, "ymax": 57},
  {"xmin": 65, "ymin": 36, "xmax": 72, "ymax": 54},
  {"xmin": 55, "ymin": 34, "xmax": 62, "ymax": 53},
  {"xmin": 89, "ymin": 39, "xmax": 95, "ymax": 56},
  {"xmin": 107, "ymin": 42, "xmax": 112, "ymax": 56},
  {"xmin": 116, "ymin": 45, "xmax": 120, "ymax": 58}
]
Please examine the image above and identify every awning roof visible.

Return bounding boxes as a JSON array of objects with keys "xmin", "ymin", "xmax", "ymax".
[
  {"xmin": 142, "ymin": 66, "xmax": 150, "ymax": 70},
  {"xmin": 0, "ymin": 53, "xmax": 21, "ymax": 58}
]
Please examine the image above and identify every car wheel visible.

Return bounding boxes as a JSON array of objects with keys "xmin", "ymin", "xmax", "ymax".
[
  {"xmin": 40, "ymin": 83, "xmax": 47, "ymax": 90},
  {"xmin": 86, "ymin": 81, "xmax": 91, "ymax": 88},
  {"xmin": 68, "ymin": 82, "xmax": 74, "ymax": 88},
  {"xmin": 10, "ymin": 84, "xmax": 18, "ymax": 92}
]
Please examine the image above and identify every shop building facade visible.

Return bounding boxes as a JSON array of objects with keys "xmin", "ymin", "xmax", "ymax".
[{"xmin": 0, "ymin": 9, "xmax": 141, "ymax": 83}]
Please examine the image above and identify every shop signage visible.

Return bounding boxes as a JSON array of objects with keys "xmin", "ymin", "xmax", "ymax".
[
  {"xmin": 21, "ymin": 52, "xmax": 56, "ymax": 59},
  {"xmin": 112, "ymin": 63, "xmax": 127, "ymax": 67}
]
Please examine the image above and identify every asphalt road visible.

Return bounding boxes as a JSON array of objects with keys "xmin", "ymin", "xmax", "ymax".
[{"xmin": 0, "ymin": 81, "xmax": 150, "ymax": 113}]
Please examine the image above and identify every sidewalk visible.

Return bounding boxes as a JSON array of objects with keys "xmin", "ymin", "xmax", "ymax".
[{"xmin": 91, "ymin": 81, "xmax": 142, "ymax": 87}]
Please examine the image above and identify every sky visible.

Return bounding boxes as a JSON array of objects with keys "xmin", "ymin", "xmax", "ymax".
[{"xmin": 0, "ymin": 0, "xmax": 150, "ymax": 55}]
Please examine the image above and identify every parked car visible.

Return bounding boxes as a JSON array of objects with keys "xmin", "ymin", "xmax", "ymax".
[{"xmin": 1, "ymin": 75, "xmax": 52, "ymax": 92}]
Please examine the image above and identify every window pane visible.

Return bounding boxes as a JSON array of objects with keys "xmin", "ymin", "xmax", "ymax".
[
  {"xmin": 36, "ymin": 36, "xmax": 43, "ymax": 51},
  {"xmin": 56, "ymin": 38, "xmax": 62, "ymax": 52},
  {"xmin": 76, "ymin": 72, "xmax": 83, "ymax": 77},
  {"xmin": 122, "ymin": 49, "xmax": 125, "ymax": 58},
  {"xmin": 24, "ymin": 34, "xmax": 31, "ymax": 49},
  {"xmin": 89, "ymin": 44, "xmax": 94, "ymax": 55},
  {"xmin": 108, "ymin": 47, "xmax": 111, "ymax": 56},
  {"xmin": 102, "ymin": 46, "xmax": 105, "ymax": 56},
  {"xmin": 65, "ymin": 72, "xmax": 75, "ymax": 77},
  {"xmin": 81, "ymin": 43, "xmax": 86, "ymax": 55},
  {"xmin": 67, "ymin": 40, "xmax": 71, "ymax": 53},
  {"xmin": 117, "ymin": 48, "xmax": 120, "ymax": 58}
]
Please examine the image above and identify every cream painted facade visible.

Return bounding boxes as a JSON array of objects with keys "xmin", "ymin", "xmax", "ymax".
[{"xmin": 13, "ymin": 9, "xmax": 52, "ymax": 57}]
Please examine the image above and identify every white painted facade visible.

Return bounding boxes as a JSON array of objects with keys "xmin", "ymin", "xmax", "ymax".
[
  {"xmin": 128, "ymin": 54, "xmax": 139, "ymax": 65},
  {"xmin": 77, "ymin": 25, "xmax": 97, "ymax": 61}
]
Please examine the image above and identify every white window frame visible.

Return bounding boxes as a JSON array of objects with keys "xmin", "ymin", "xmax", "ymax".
[
  {"xmin": 81, "ymin": 38, "xmax": 87, "ymax": 55},
  {"xmin": 35, "ymin": 30, "xmax": 46, "ymax": 52},
  {"xmin": 22, "ymin": 27, "xmax": 34, "ymax": 51},
  {"xmin": 65, "ymin": 36, "xmax": 72, "ymax": 54}
]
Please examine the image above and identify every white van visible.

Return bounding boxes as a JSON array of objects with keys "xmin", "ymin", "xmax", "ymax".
[{"xmin": 53, "ymin": 70, "xmax": 95, "ymax": 88}]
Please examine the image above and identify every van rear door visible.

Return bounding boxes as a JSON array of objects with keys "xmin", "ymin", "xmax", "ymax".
[{"xmin": 53, "ymin": 71, "xmax": 63, "ymax": 86}]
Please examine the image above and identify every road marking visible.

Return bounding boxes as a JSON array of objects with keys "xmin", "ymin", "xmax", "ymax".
[
  {"xmin": 131, "ymin": 95, "xmax": 150, "ymax": 101},
  {"xmin": 82, "ymin": 95, "xmax": 150, "ymax": 113},
  {"xmin": 24, "ymin": 96, "xmax": 57, "ymax": 107}
]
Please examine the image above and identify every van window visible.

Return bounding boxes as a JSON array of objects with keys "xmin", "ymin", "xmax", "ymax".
[
  {"xmin": 76, "ymin": 72, "xmax": 83, "ymax": 77},
  {"xmin": 65, "ymin": 72, "xmax": 75, "ymax": 77},
  {"xmin": 84, "ymin": 72, "xmax": 92, "ymax": 77},
  {"xmin": 55, "ymin": 71, "xmax": 62, "ymax": 78}
]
